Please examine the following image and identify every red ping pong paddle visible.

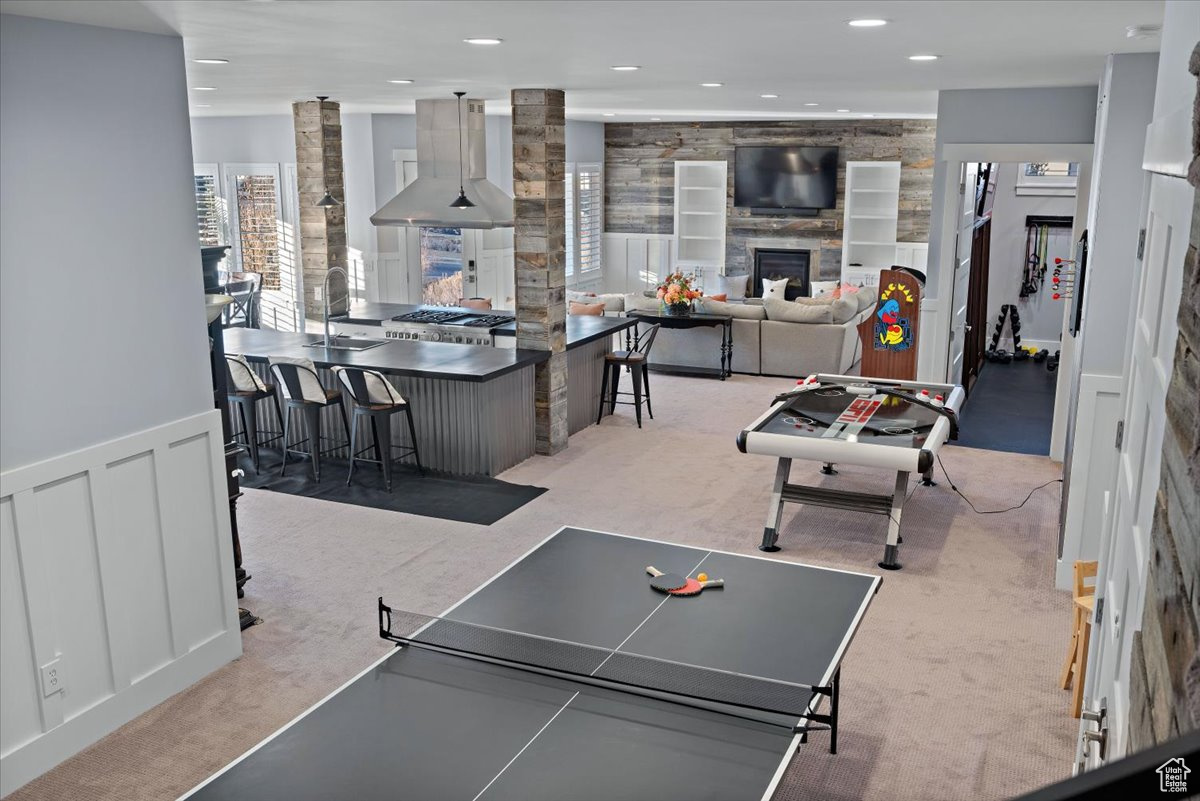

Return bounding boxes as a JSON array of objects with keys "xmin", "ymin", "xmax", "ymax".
[{"xmin": 646, "ymin": 567, "xmax": 724, "ymax": 596}]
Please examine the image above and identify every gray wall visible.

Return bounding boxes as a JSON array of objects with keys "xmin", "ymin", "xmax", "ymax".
[
  {"xmin": 925, "ymin": 86, "xmax": 1098, "ymax": 295},
  {"xmin": 0, "ymin": 15, "xmax": 212, "ymax": 471}
]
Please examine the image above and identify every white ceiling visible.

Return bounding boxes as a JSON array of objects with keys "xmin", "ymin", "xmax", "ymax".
[{"xmin": 0, "ymin": 0, "xmax": 1163, "ymax": 120}]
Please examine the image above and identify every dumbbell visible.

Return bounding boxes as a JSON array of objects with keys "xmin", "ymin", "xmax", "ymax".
[
  {"xmin": 1013, "ymin": 349, "xmax": 1030, "ymax": 361},
  {"xmin": 1033, "ymin": 349, "xmax": 1049, "ymax": 363}
]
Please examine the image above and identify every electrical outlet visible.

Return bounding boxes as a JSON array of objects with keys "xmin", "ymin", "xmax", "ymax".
[
  {"xmin": 313, "ymin": 286, "xmax": 323, "ymax": 301},
  {"xmin": 40, "ymin": 658, "xmax": 64, "ymax": 697}
]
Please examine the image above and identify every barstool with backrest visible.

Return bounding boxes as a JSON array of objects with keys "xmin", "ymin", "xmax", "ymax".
[
  {"xmin": 597, "ymin": 322, "xmax": 660, "ymax": 428},
  {"xmin": 332, "ymin": 366, "xmax": 423, "ymax": 491},
  {"xmin": 269, "ymin": 356, "xmax": 350, "ymax": 482},
  {"xmin": 225, "ymin": 354, "xmax": 284, "ymax": 473}
]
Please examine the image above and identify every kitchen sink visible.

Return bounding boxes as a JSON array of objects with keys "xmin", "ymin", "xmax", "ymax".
[{"xmin": 303, "ymin": 338, "xmax": 386, "ymax": 351}]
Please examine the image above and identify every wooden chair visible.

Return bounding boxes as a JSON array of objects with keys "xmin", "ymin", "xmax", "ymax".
[{"xmin": 1059, "ymin": 559, "xmax": 1098, "ymax": 717}]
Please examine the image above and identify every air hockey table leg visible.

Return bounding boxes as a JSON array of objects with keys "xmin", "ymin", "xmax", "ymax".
[
  {"xmin": 879, "ymin": 471, "xmax": 909, "ymax": 570},
  {"xmin": 920, "ymin": 464, "xmax": 937, "ymax": 486},
  {"xmin": 760, "ymin": 457, "xmax": 791, "ymax": 552}
]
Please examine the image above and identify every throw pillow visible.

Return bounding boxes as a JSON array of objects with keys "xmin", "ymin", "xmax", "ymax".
[
  {"xmin": 458, "ymin": 297, "xmax": 492, "ymax": 310},
  {"xmin": 763, "ymin": 297, "xmax": 833, "ymax": 323},
  {"xmin": 794, "ymin": 295, "xmax": 833, "ymax": 307},
  {"xmin": 624, "ymin": 293, "xmax": 662, "ymax": 312},
  {"xmin": 594, "ymin": 293, "xmax": 625, "ymax": 312},
  {"xmin": 700, "ymin": 298, "xmax": 767, "ymax": 320},
  {"xmin": 226, "ymin": 354, "xmax": 267, "ymax": 393},
  {"xmin": 707, "ymin": 293, "xmax": 727, "ymax": 302},
  {"xmin": 809, "ymin": 280, "xmax": 839, "ymax": 297},
  {"xmin": 569, "ymin": 301, "xmax": 605, "ymax": 316},
  {"xmin": 715, "ymin": 273, "xmax": 750, "ymax": 300},
  {"xmin": 856, "ymin": 287, "xmax": 878, "ymax": 313},
  {"xmin": 830, "ymin": 295, "xmax": 858, "ymax": 324},
  {"xmin": 762, "ymin": 277, "xmax": 790, "ymax": 299}
]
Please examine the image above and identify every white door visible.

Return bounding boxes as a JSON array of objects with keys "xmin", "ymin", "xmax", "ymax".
[
  {"xmin": 946, "ymin": 162, "xmax": 978, "ymax": 383},
  {"xmin": 1078, "ymin": 160, "xmax": 1193, "ymax": 766}
]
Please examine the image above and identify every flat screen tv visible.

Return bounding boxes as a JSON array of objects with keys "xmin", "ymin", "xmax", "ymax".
[{"xmin": 734, "ymin": 146, "xmax": 839, "ymax": 210}]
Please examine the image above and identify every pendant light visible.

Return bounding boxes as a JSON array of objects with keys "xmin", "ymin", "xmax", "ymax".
[{"xmin": 450, "ymin": 91, "xmax": 475, "ymax": 209}]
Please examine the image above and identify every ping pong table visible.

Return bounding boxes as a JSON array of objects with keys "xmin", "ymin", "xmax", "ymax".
[{"xmin": 182, "ymin": 527, "xmax": 880, "ymax": 801}]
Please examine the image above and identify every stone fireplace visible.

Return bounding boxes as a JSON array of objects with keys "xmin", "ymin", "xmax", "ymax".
[{"xmin": 752, "ymin": 248, "xmax": 811, "ymax": 300}]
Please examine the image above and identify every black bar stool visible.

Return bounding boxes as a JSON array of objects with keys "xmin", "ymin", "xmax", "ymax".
[
  {"xmin": 333, "ymin": 367, "xmax": 423, "ymax": 491},
  {"xmin": 598, "ymin": 322, "xmax": 660, "ymax": 428},
  {"xmin": 225, "ymin": 354, "xmax": 284, "ymax": 473},
  {"xmin": 269, "ymin": 357, "xmax": 350, "ymax": 482}
]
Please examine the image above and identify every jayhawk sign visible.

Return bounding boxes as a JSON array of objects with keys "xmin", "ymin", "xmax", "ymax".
[{"xmin": 875, "ymin": 281, "xmax": 915, "ymax": 351}]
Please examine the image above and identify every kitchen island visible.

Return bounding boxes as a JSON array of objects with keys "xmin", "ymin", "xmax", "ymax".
[
  {"xmin": 329, "ymin": 303, "xmax": 638, "ymax": 435},
  {"xmin": 223, "ymin": 328, "xmax": 548, "ymax": 476}
]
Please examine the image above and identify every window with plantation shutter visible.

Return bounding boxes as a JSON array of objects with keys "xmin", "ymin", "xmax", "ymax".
[
  {"xmin": 565, "ymin": 163, "xmax": 602, "ymax": 280},
  {"xmin": 194, "ymin": 163, "xmax": 225, "ymax": 246},
  {"xmin": 575, "ymin": 164, "xmax": 603, "ymax": 275}
]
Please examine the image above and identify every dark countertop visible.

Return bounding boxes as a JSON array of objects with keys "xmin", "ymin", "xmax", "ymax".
[
  {"xmin": 223, "ymin": 328, "xmax": 548, "ymax": 383},
  {"xmin": 334, "ymin": 302, "xmax": 638, "ymax": 349}
]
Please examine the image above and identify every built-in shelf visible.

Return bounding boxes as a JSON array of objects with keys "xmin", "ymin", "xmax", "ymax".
[
  {"xmin": 674, "ymin": 160, "xmax": 727, "ymax": 271},
  {"xmin": 842, "ymin": 161, "xmax": 902, "ymax": 285}
]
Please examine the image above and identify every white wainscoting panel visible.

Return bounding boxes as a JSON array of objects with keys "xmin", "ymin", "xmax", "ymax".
[
  {"xmin": 0, "ymin": 410, "xmax": 242, "ymax": 795},
  {"xmin": 602, "ymin": 233, "xmax": 675, "ymax": 295}
]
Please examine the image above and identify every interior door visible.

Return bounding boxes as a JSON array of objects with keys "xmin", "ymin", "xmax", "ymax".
[
  {"xmin": 962, "ymin": 217, "xmax": 991, "ymax": 392},
  {"xmin": 1079, "ymin": 168, "xmax": 1193, "ymax": 767},
  {"xmin": 947, "ymin": 162, "xmax": 979, "ymax": 383}
]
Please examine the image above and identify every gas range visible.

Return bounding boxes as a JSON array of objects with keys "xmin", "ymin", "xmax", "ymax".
[{"xmin": 380, "ymin": 308, "xmax": 515, "ymax": 345}]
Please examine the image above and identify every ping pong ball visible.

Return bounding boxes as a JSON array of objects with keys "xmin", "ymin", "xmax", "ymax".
[{"xmin": 697, "ymin": 573, "xmax": 708, "ymax": 582}]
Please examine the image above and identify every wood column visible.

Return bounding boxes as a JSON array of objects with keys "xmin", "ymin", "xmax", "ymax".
[
  {"xmin": 512, "ymin": 89, "xmax": 567, "ymax": 455},
  {"xmin": 292, "ymin": 98, "xmax": 347, "ymax": 319}
]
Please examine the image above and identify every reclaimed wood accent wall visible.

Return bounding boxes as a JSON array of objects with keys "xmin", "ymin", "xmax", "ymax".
[
  {"xmin": 293, "ymin": 98, "xmax": 348, "ymax": 319},
  {"xmin": 512, "ymin": 89, "xmax": 569, "ymax": 455},
  {"xmin": 605, "ymin": 120, "xmax": 936, "ymax": 278}
]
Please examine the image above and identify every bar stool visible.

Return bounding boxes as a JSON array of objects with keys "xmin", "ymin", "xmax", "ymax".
[
  {"xmin": 333, "ymin": 366, "xmax": 423, "ymax": 491},
  {"xmin": 597, "ymin": 323, "xmax": 660, "ymax": 428},
  {"xmin": 269, "ymin": 357, "xmax": 350, "ymax": 483},
  {"xmin": 225, "ymin": 354, "xmax": 284, "ymax": 473}
]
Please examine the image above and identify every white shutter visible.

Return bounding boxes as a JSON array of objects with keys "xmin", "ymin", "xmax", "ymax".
[
  {"xmin": 576, "ymin": 163, "xmax": 603, "ymax": 274},
  {"xmin": 565, "ymin": 169, "xmax": 575, "ymax": 277},
  {"xmin": 193, "ymin": 163, "xmax": 225, "ymax": 246}
]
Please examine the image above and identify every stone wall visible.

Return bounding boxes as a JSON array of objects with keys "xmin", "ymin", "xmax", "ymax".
[
  {"xmin": 1127, "ymin": 170, "xmax": 1200, "ymax": 749},
  {"xmin": 604, "ymin": 119, "xmax": 936, "ymax": 278}
]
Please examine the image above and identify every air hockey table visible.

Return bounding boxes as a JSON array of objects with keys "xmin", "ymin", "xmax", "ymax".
[{"xmin": 737, "ymin": 373, "xmax": 964, "ymax": 569}]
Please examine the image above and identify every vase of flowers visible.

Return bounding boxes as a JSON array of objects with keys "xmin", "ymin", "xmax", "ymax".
[{"xmin": 656, "ymin": 272, "xmax": 702, "ymax": 316}]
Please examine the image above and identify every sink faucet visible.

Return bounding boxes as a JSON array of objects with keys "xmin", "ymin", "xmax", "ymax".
[{"xmin": 322, "ymin": 266, "xmax": 350, "ymax": 348}]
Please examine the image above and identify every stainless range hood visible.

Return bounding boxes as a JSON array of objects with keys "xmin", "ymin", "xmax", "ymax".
[{"xmin": 370, "ymin": 97, "xmax": 514, "ymax": 229}]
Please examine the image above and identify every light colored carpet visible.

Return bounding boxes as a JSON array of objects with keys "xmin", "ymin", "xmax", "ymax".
[{"xmin": 5, "ymin": 373, "xmax": 1076, "ymax": 801}]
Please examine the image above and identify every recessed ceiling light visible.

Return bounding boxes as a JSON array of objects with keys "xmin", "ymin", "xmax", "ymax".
[
  {"xmin": 837, "ymin": 108, "xmax": 850, "ymax": 113},
  {"xmin": 193, "ymin": 104, "xmax": 212, "ymax": 108},
  {"xmin": 650, "ymin": 117, "xmax": 662, "ymax": 121},
  {"xmin": 388, "ymin": 79, "xmax": 414, "ymax": 84},
  {"xmin": 848, "ymin": 19, "xmax": 888, "ymax": 27},
  {"xmin": 760, "ymin": 94, "xmax": 779, "ymax": 99},
  {"xmin": 602, "ymin": 113, "xmax": 616, "ymax": 117},
  {"xmin": 1126, "ymin": 24, "xmax": 1161, "ymax": 39},
  {"xmin": 193, "ymin": 86, "xmax": 218, "ymax": 91},
  {"xmin": 908, "ymin": 54, "xmax": 939, "ymax": 61},
  {"xmin": 700, "ymin": 82, "xmax": 723, "ymax": 88},
  {"xmin": 861, "ymin": 113, "xmax": 875, "ymax": 117},
  {"xmin": 193, "ymin": 58, "xmax": 229, "ymax": 65},
  {"xmin": 804, "ymin": 102, "xmax": 819, "ymax": 107},
  {"xmin": 611, "ymin": 65, "xmax": 640, "ymax": 71},
  {"xmin": 464, "ymin": 37, "xmax": 503, "ymax": 45}
]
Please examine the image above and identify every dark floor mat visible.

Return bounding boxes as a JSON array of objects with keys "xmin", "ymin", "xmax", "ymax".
[
  {"xmin": 237, "ymin": 450, "xmax": 547, "ymax": 525},
  {"xmin": 954, "ymin": 359, "xmax": 1058, "ymax": 455}
]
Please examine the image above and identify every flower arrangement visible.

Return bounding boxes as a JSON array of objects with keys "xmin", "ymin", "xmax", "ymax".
[{"xmin": 656, "ymin": 272, "xmax": 702, "ymax": 315}]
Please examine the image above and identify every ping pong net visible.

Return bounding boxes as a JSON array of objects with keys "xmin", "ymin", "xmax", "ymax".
[{"xmin": 378, "ymin": 598, "xmax": 822, "ymax": 733}]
